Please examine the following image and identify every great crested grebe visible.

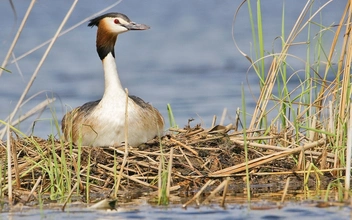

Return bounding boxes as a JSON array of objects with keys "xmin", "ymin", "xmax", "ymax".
[{"xmin": 62, "ymin": 12, "xmax": 164, "ymax": 147}]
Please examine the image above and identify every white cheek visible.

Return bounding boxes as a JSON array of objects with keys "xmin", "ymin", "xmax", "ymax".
[{"xmin": 113, "ymin": 25, "xmax": 128, "ymax": 34}]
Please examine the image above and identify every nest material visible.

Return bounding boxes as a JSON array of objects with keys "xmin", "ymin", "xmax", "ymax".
[{"xmin": 0, "ymin": 123, "xmax": 336, "ymax": 204}]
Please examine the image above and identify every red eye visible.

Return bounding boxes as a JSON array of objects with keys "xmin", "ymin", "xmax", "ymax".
[{"xmin": 114, "ymin": 19, "xmax": 120, "ymax": 24}]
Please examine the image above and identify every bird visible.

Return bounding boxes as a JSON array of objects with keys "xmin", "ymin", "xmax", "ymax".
[{"xmin": 61, "ymin": 12, "xmax": 164, "ymax": 147}]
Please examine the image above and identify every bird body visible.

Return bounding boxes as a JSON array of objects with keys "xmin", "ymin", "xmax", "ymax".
[{"xmin": 62, "ymin": 13, "xmax": 164, "ymax": 147}]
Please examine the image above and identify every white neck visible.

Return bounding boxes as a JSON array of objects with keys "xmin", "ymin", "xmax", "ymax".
[{"xmin": 101, "ymin": 52, "xmax": 125, "ymax": 101}]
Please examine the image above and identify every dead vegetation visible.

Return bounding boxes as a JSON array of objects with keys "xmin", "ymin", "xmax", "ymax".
[
  {"xmin": 1, "ymin": 0, "xmax": 352, "ymax": 209},
  {"xmin": 0, "ymin": 120, "xmax": 340, "ymax": 206}
]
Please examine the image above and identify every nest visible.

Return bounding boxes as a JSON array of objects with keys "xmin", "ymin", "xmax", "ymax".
[{"xmin": 0, "ymin": 123, "xmax": 337, "ymax": 205}]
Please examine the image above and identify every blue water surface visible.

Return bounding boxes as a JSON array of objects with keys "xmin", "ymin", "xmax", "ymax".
[
  {"xmin": 0, "ymin": 1, "xmax": 345, "ymax": 137},
  {"xmin": 1, "ymin": 202, "xmax": 351, "ymax": 220}
]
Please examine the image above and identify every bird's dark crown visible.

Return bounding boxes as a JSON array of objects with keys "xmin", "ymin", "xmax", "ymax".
[{"xmin": 88, "ymin": 12, "xmax": 130, "ymax": 27}]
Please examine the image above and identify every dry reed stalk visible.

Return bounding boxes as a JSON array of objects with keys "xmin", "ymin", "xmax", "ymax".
[
  {"xmin": 231, "ymin": 129, "xmax": 265, "ymax": 136},
  {"xmin": 169, "ymin": 128, "xmax": 187, "ymax": 133},
  {"xmin": 26, "ymin": 176, "xmax": 41, "ymax": 203},
  {"xmin": 220, "ymin": 177, "xmax": 230, "ymax": 207},
  {"xmin": 132, "ymin": 149, "xmax": 177, "ymax": 159},
  {"xmin": 202, "ymin": 178, "xmax": 229, "ymax": 204},
  {"xmin": 106, "ymin": 147, "xmax": 161, "ymax": 171},
  {"xmin": 211, "ymin": 115, "xmax": 217, "ymax": 127},
  {"xmin": 78, "ymin": 172, "xmax": 104, "ymax": 185},
  {"xmin": 107, "ymin": 146, "xmax": 124, "ymax": 155},
  {"xmin": 206, "ymin": 124, "xmax": 233, "ymax": 134},
  {"xmin": 114, "ymin": 89, "xmax": 130, "ymax": 197},
  {"xmin": 123, "ymin": 158, "xmax": 159, "ymax": 172},
  {"xmin": 166, "ymin": 147, "xmax": 173, "ymax": 198},
  {"xmin": 11, "ymin": 144, "xmax": 62, "ymax": 175},
  {"xmin": 188, "ymin": 136, "xmax": 227, "ymax": 145},
  {"xmin": 337, "ymin": 2, "xmax": 352, "ymax": 148},
  {"xmin": 128, "ymin": 149, "xmax": 163, "ymax": 162},
  {"xmin": 69, "ymin": 150, "xmax": 84, "ymax": 190},
  {"xmin": 6, "ymin": 124, "xmax": 12, "ymax": 203},
  {"xmin": 0, "ymin": 0, "xmax": 78, "ymax": 141},
  {"xmin": 98, "ymin": 164, "xmax": 157, "ymax": 189},
  {"xmin": 0, "ymin": 0, "xmax": 36, "ymax": 77},
  {"xmin": 182, "ymin": 179, "xmax": 215, "ymax": 208},
  {"xmin": 0, "ymin": 98, "xmax": 56, "ymax": 134},
  {"xmin": 231, "ymin": 135, "xmax": 281, "ymax": 141},
  {"xmin": 62, "ymin": 182, "xmax": 78, "ymax": 212},
  {"xmin": 210, "ymin": 138, "xmax": 325, "ymax": 177},
  {"xmin": 248, "ymin": 0, "xmax": 332, "ymax": 130},
  {"xmin": 304, "ymin": 151, "xmax": 335, "ymax": 163},
  {"xmin": 345, "ymin": 103, "xmax": 352, "ymax": 199},
  {"xmin": 319, "ymin": 147, "xmax": 328, "ymax": 170},
  {"xmin": 192, "ymin": 147, "xmax": 221, "ymax": 151},
  {"xmin": 308, "ymin": 116, "xmax": 317, "ymax": 141},
  {"xmin": 170, "ymin": 138, "xmax": 198, "ymax": 156},
  {"xmin": 228, "ymin": 168, "xmax": 345, "ymax": 177},
  {"xmin": 77, "ymin": 161, "xmax": 90, "ymax": 191},
  {"xmin": 158, "ymin": 156, "xmax": 162, "ymax": 197},
  {"xmin": 89, "ymin": 184, "xmax": 110, "ymax": 192},
  {"xmin": 322, "ymin": 1, "xmax": 348, "ymax": 78},
  {"xmin": 9, "ymin": 1, "xmax": 123, "ymax": 65},
  {"xmin": 299, "ymin": 116, "xmax": 317, "ymax": 170},
  {"xmin": 280, "ymin": 177, "xmax": 290, "ymax": 203},
  {"xmin": 220, "ymin": 108, "xmax": 227, "ymax": 125},
  {"xmin": 177, "ymin": 146, "xmax": 202, "ymax": 176},
  {"xmin": 10, "ymin": 138, "xmax": 20, "ymax": 189},
  {"xmin": 231, "ymin": 139, "xmax": 287, "ymax": 151},
  {"xmin": 184, "ymin": 128, "xmax": 204, "ymax": 137}
]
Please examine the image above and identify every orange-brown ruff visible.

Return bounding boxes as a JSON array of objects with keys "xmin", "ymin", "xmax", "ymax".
[{"xmin": 62, "ymin": 13, "xmax": 164, "ymax": 147}]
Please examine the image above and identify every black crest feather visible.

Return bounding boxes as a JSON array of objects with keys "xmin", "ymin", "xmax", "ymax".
[{"xmin": 88, "ymin": 12, "xmax": 130, "ymax": 27}]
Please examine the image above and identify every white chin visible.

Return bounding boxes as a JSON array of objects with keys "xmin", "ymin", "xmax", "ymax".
[{"xmin": 115, "ymin": 26, "xmax": 128, "ymax": 34}]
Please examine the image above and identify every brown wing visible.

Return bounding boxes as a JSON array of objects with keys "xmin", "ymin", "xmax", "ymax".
[{"xmin": 61, "ymin": 99, "xmax": 100, "ymax": 143}]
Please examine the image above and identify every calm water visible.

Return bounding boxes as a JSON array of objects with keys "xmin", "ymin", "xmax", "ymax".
[
  {"xmin": 1, "ymin": 202, "xmax": 351, "ymax": 220},
  {"xmin": 0, "ymin": 1, "xmax": 345, "ymax": 137}
]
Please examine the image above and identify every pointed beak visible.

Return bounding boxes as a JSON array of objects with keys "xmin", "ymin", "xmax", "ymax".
[{"xmin": 123, "ymin": 22, "xmax": 150, "ymax": 30}]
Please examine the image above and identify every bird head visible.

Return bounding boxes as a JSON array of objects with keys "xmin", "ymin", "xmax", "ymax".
[
  {"xmin": 88, "ymin": 12, "xmax": 150, "ymax": 35},
  {"xmin": 89, "ymin": 12, "xmax": 149, "ymax": 60}
]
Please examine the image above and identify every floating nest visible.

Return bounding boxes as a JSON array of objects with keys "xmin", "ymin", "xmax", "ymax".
[{"xmin": 0, "ymin": 122, "xmax": 338, "ymax": 205}]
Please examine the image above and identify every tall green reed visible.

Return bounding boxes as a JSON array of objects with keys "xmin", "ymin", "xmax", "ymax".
[{"xmin": 237, "ymin": 0, "xmax": 352, "ymax": 200}]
